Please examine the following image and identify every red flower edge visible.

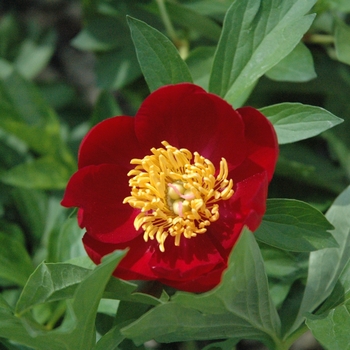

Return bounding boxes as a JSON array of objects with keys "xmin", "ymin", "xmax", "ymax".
[{"xmin": 61, "ymin": 83, "xmax": 278, "ymax": 293}]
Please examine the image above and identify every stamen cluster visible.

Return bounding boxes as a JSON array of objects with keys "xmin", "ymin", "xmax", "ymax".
[{"xmin": 123, "ymin": 141, "xmax": 234, "ymax": 252}]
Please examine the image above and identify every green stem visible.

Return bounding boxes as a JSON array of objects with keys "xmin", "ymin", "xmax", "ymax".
[
  {"xmin": 155, "ymin": 0, "xmax": 177, "ymax": 42},
  {"xmin": 277, "ymin": 323, "xmax": 309, "ymax": 350},
  {"xmin": 45, "ymin": 301, "xmax": 67, "ymax": 330},
  {"xmin": 155, "ymin": 0, "xmax": 189, "ymax": 59},
  {"xmin": 304, "ymin": 34, "xmax": 334, "ymax": 44}
]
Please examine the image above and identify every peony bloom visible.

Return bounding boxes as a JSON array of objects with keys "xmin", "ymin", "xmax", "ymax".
[{"xmin": 61, "ymin": 83, "xmax": 278, "ymax": 293}]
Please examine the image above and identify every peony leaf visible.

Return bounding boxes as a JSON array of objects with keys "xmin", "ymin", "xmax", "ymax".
[
  {"xmin": 1, "ymin": 156, "xmax": 73, "ymax": 190},
  {"xmin": 121, "ymin": 229, "xmax": 281, "ymax": 348},
  {"xmin": 127, "ymin": 16, "xmax": 193, "ymax": 92},
  {"xmin": 16, "ymin": 259, "xmax": 162, "ymax": 316},
  {"xmin": 260, "ymin": 103, "xmax": 343, "ymax": 144},
  {"xmin": 265, "ymin": 42, "xmax": 316, "ymax": 82},
  {"xmin": 209, "ymin": 0, "xmax": 316, "ymax": 103},
  {"xmin": 1, "ymin": 251, "xmax": 124, "ymax": 350},
  {"xmin": 255, "ymin": 199, "xmax": 337, "ymax": 252},
  {"xmin": 306, "ymin": 301, "xmax": 350, "ymax": 350},
  {"xmin": 15, "ymin": 262, "xmax": 91, "ymax": 316},
  {"xmin": 283, "ymin": 186, "xmax": 350, "ymax": 338},
  {"xmin": 306, "ymin": 258, "xmax": 350, "ymax": 347},
  {"xmin": 335, "ymin": 19, "xmax": 350, "ymax": 65},
  {"xmin": 0, "ymin": 231, "xmax": 34, "ymax": 287}
]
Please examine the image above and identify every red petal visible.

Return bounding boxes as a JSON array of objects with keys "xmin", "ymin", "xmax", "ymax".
[
  {"xmin": 237, "ymin": 107, "xmax": 279, "ymax": 181},
  {"xmin": 135, "ymin": 83, "xmax": 246, "ymax": 169},
  {"xmin": 61, "ymin": 164, "xmax": 140, "ymax": 244},
  {"xmin": 148, "ymin": 232, "xmax": 226, "ymax": 284},
  {"xmin": 78, "ymin": 116, "xmax": 146, "ymax": 170},
  {"xmin": 83, "ymin": 233, "xmax": 158, "ymax": 279}
]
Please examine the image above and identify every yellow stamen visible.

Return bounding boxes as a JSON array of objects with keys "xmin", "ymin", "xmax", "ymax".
[{"xmin": 123, "ymin": 141, "xmax": 234, "ymax": 252}]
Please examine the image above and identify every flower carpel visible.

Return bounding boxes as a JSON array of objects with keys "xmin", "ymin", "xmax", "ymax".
[{"xmin": 123, "ymin": 141, "xmax": 234, "ymax": 252}]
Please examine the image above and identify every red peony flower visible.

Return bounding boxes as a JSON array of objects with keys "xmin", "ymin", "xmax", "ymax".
[{"xmin": 61, "ymin": 83, "xmax": 278, "ymax": 293}]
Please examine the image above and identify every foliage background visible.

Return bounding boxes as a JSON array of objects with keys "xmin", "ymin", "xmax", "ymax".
[{"xmin": 0, "ymin": 0, "xmax": 350, "ymax": 349}]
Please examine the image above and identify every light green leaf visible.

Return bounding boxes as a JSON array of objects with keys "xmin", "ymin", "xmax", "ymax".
[
  {"xmin": 14, "ymin": 29, "xmax": 57, "ymax": 79},
  {"xmin": 260, "ymin": 103, "xmax": 343, "ymax": 144},
  {"xmin": 15, "ymin": 263, "xmax": 91, "ymax": 316},
  {"xmin": 122, "ymin": 229, "xmax": 281, "ymax": 348},
  {"xmin": 16, "ymin": 260, "xmax": 162, "ymax": 316},
  {"xmin": 2, "ymin": 251, "xmax": 125, "ymax": 350},
  {"xmin": 0, "ymin": 232, "xmax": 33, "ymax": 287},
  {"xmin": 127, "ymin": 16, "xmax": 192, "ymax": 92},
  {"xmin": 1, "ymin": 156, "xmax": 73, "ymax": 190},
  {"xmin": 209, "ymin": 0, "xmax": 316, "ymax": 103},
  {"xmin": 306, "ymin": 301, "xmax": 350, "ymax": 350},
  {"xmin": 49, "ymin": 217, "xmax": 85, "ymax": 263},
  {"xmin": 335, "ymin": 20, "xmax": 350, "ymax": 65},
  {"xmin": 265, "ymin": 43, "xmax": 316, "ymax": 82},
  {"xmin": 255, "ymin": 199, "xmax": 336, "ymax": 252},
  {"xmin": 284, "ymin": 186, "xmax": 350, "ymax": 338}
]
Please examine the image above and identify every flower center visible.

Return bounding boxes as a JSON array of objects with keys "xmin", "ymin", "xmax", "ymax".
[{"xmin": 123, "ymin": 141, "xmax": 234, "ymax": 252}]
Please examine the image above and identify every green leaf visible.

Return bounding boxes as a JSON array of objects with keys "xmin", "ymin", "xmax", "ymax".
[
  {"xmin": 255, "ymin": 199, "xmax": 336, "ymax": 252},
  {"xmin": 335, "ymin": 20, "xmax": 350, "ymax": 65},
  {"xmin": 284, "ymin": 186, "xmax": 350, "ymax": 337},
  {"xmin": 2, "ymin": 251, "xmax": 125, "ymax": 350},
  {"xmin": 265, "ymin": 43, "xmax": 316, "ymax": 82},
  {"xmin": 186, "ymin": 46, "xmax": 215, "ymax": 90},
  {"xmin": 306, "ymin": 257, "xmax": 350, "ymax": 347},
  {"xmin": 48, "ymin": 217, "xmax": 85, "ymax": 263},
  {"xmin": 16, "ymin": 261, "xmax": 162, "ymax": 316},
  {"xmin": 14, "ymin": 29, "xmax": 57, "ymax": 79},
  {"xmin": 306, "ymin": 301, "xmax": 350, "ymax": 350},
  {"xmin": 164, "ymin": 2, "xmax": 221, "ymax": 41},
  {"xmin": 93, "ymin": 321, "xmax": 130, "ymax": 350},
  {"xmin": 209, "ymin": 0, "xmax": 316, "ymax": 103},
  {"xmin": 127, "ymin": 16, "xmax": 192, "ymax": 92},
  {"xmin": 96, "ymin": 46, "xmax": 141, "ymax": 90},
  {"xmin": 71, "ymin": 16, "xmax": 124, "ymax": 51},
  {"xmin": 1, "ymin": 156, "xmax": 73, "ymax": 190},
  {"xmin": 260, "ymin": 103, "xmax": 343, "ymax": 144},
  {"xmin": 15, "ymin": 263, "xmax": 91, "ymax": 316},
  {"xmin": 0, "ymin": 232, "xmax": 33, "ymax": 287},
  {"xmin": 121, "ymin": 229, "xmax": 281, "ymax": 348},
  {"xmin": 90, "ymin": 90, "xmax": 122, "ymax": 127}
]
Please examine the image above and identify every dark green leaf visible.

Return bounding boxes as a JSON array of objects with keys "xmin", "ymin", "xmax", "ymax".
[
  {"xmin": 96, "ymin": 46, "xmax": 141, "ymax": 90},
  {"xmin": 260, "ymin": 103, "xmax": 343, "ymax": 144},
  {"xmin": 71, "ymin": 16, "xmax": 125, "ymax": 51},
  {"xmin": 127, "ymin": 16, "xmax": 192, "ymax": 92},
  {"xmin": 265, "ymin": 43, "xmax": 316, "ymax": 82},
  {"xmin": 164, "ymin": 2, "xmax": 221, "ymax": 41},
  {"xmin": 255, "ymin": 199, "xmax": 336, "ymax": 252},
  {"xmin": 209, "ymin": 0, "xmax": 316, "ymax": 103},
  {"xmin": 90, "ymin": 90, "xmax": 122, "ymax": 127}
]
